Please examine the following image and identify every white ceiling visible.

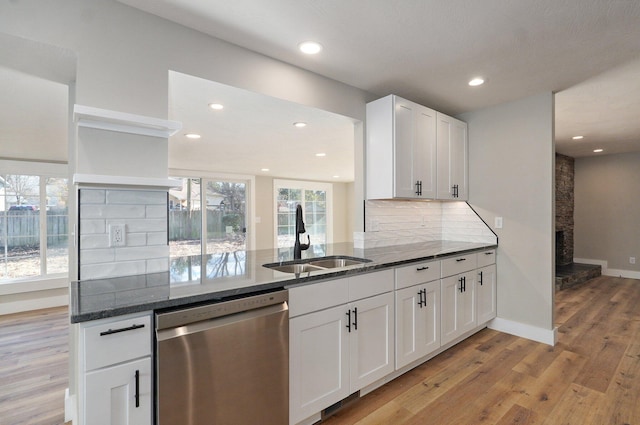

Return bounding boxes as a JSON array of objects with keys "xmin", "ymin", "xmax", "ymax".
[
  {"xmin": 119, "ymin": 0, "xmax": 640, "ymax": 158},
  {"xmin": 168, "ymin": 72, "xmax": 356, "ymax": 182}
]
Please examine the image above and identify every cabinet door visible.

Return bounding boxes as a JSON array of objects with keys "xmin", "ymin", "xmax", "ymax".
[
  {"xmin": 457, "ymin": 271, "xmax": 477, "ymax": 335},
  {"xmin": 413, "ymin": 105, "xmax": 437, "ymax": 198},
  {"xmin": 394, "ymin": 98, "xmax": 417, "ymax": 198},
  {"xmin": 441, "ymin": 271, "xmax": 476, "ymax": 345},
  {"xmin": 477, "ymin": 264, "xmax": 497, "ymax": 324},
  {"xmin": 436, "ymin": 113, "xmax": 468, "ymax": 200},
  {"xmin": 349, "ymin": 292, "xmax": 394, "ymax": 392},
  {"xmin": 84, "ymin": 357, "xmax": 152, "ymax": 425},
  {"xmin": 290, "ymin": 304, "xmax": 350, "ymax": 424},
  {"xmin": 396, "ymin": 281, "xmax": 440, "ymax": 369},
  {"xmin": 393, "ymin": 98, "xmax": 437, "ymax": 199}
]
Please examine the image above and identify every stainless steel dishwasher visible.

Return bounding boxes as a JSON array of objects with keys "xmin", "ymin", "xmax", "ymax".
[{"xmin": 156, "ymin": 290, "xmax": 288, "ymax": 425}]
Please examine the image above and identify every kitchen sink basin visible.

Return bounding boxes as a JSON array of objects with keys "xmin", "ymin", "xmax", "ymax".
[
  {"xmin": 307, "ymin": 258, "xmax": 368, "ymax": 269},
  {"xmin": 267, "ymin": 263, "xmax": 326, "ymax": 274},
  {"xmin": 263, "ymin": 256, "xmax": 371, "ymax": 275}
]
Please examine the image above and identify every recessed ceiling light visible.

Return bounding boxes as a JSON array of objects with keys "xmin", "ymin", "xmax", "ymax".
[
  {"xmin": 293, "ymin": 122, "xmax": 307, "ymax": 128},
  {"xmin": 572, "ymin": 135, "xmax": 584, "ymax": 140},
  {"xmin": 315, "ymin": 153, "xmax": 326, "ymax": 157},
  {"xmin": 298, "ymin": 41, "xmax": 323, "ymax": 55},
  {"xmin": 468, "ymin": 78, "xmax": 485, "ymax": 86},
  {"xmin": 333, "ymin": 175, "xmax": 340, "ymax": 178},
  {"xmin": 185, "ymin": 133, "xmax": 201, "ymax": 139},
  {"xmin": 593, "ymin": 148, "xmax": 604, "ymax": 153},
  {"xmin": 261, "ymin": 168, "xmax": 270, "ymax": 172},
  {"xmin": 209, "ymin": 103, "xmax": 224, "ymax": 110}
]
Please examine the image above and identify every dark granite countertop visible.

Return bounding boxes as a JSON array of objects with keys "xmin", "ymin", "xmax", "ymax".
[{"xmin": 70, "ymin": 240, "xmax": 496, "ymax": 323}]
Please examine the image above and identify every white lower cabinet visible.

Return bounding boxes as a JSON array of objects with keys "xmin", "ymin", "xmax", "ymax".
[
  {"xmin": 289, "ymin": 270, "xmax": 394, "ymax": 425},
  {"xmin": 395, "ymin": 280, "xmax": 441, "ymax": 369},
  {"xmin": 85, "ymin": 357, "xmax": 152, "ymax": 425},
  {"xmin": 477, "ymin": 264, "xmax": 497, "ymax": 324},
  {"xmin": 79, "ymin": 312, "xmax": 153, "ymax": 425},
  {"xmin": 441, "ymin": 270, "xmax": 477, "ymax": 346}
]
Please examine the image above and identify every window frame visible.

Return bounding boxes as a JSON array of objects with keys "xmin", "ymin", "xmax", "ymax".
[
  {"xmin": 0, "ymin": 159, "xmax": 69, "ymax": 293},
  {"xmin": 169, "ymin": 170, "xmax": 255, "ymax": 256},
  {"xmin": 273, "ymin": 179, "xmax": 334, "ymax": 251}
]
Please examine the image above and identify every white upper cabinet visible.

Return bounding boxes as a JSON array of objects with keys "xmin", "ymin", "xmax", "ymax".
[
  {"xmin": 366, "ymin": 95, "xmax": 437, "ymax": 199},
  {"xmin": 436, "ymin": 112, "xmax": 468, "ymax": 200}
]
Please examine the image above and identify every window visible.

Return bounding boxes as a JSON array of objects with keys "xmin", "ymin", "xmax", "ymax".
[
  {"xmin": 0, "ymin": 170, "xmax": 69, "ymax": 281},
  {"xmin": 169, "ymin": 176, "xmax": 249, "ymax": 258},
  {"xmin": 274, "ymin": 179, "xmax": 333, "ymax": 257}
]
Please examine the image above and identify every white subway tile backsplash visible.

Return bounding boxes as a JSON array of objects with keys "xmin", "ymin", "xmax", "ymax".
[
  {"xmin": 361, "ymin": 199, "xmax": 497, "ymax": 247},
  {"xmin": 81, "ymin": 204, "xmax": 146, "ymax": 219},
  {"xmin": 80, "ymin": 190, "xmax": 106, "ymax": 204},
  {"xmin": 146, "ymin": 257, "xmax": 169, "ymax": 274},
  {"xmin": 81, "ymin": 248, "xmax": 115, "ymax": 265},
  {"xmin": 146, "ymin": 232, "xmax": 167, "ymax": 246},
  {"xmin": 124, "ymin": 218, "xmax": 166, "ymax": 233},
  {"xmin": 79, "ymin": 187, "xmax": 170, "ymax": 280},
  {"xmin": 80, "ymin": 234, "xmax": 110, "ymax": 249},
  {"xmin": 81, "ymin": 261, "xmax": 147, "ymax": 280},
  {"xmin": 106, "ymin": 189, "xmax": 166, "ymax": 205},
  {"xmin": 146, "ymin": 205, "xmax": 167, "ymax": 218},
  {"xmin": 80, "ymin": 219, "xmax": 106, "ymax": 234}
]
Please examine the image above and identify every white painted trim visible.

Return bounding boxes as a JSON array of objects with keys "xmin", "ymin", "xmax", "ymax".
[
  {"xmin": 73, "ymin": 173, "xmax": 181, "ymax": 189},
  {"xmin": 64, "ymin": 388, "xmax": 77, "ymax": 424},
  {"xmin": 0, "ymin": 276, "xmax": 68, "ymax": 295},
  {"xmin": 74, "ymin": 104, "xmax": 182, "ymax": 138},
  {"xmin": 604, "ymin": 268, "xmax": 640, "ymax": 280},
  {"xmin": 573, "ymin": 257, "xmax": 640, "ymax": 280},
  {"xmin": 0, "ymin": 291, "xmax": 68, "ymax": 315},
  {"xmin": 488, "ymin": 317, "xmax": 557, "ymax": 346}
]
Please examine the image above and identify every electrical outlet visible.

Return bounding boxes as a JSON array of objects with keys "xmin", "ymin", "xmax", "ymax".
[
  {"xmin": 630, "ymin": 257, "xmax": 636, "ymax": 265},
  {"xmin": 109, "ymin": 224, "xmax": 126, "ymax": 247}
]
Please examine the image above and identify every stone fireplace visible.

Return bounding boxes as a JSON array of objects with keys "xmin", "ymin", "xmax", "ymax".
[{"xmin": 556, "ymin": 154, "xmax": 574, "ymax": 266}]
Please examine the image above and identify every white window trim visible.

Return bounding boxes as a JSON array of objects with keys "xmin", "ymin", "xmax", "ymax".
[
  {"xmin": 273, "ymin": 179, "xmax": 334, "ymax": 250},
  {"xmin": 169, "ymin": 169, "xmax": 255, "ymax": 251},
  {"xmin": 0, "ymin": 159, "xmax": 69, "ymax": 290}
]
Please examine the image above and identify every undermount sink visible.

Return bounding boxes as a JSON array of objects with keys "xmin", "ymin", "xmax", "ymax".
[
  {"xmin": 263, "ymin": 256, "xmax": 371, "ymax": 274},
  {"xmin": 307, "ymin": 258, "xmax": 366, "ymax": 268},
  {"xmin": 267, "ymin": 263, "xmax": 326, "ymax": 274}
]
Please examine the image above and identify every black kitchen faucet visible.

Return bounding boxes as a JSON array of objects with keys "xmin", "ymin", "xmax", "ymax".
[{"xmin": 293, "ymin": 204, "xmax": 310, "ymax": 260}]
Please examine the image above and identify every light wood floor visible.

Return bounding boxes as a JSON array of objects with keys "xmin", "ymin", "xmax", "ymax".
[
  {"xmin": 0, "ymin": 307, "xmax": 68, "ymax": 425},
  {"xmin": 1, "ymin": 275, "xmax": 639, "ymax": 425}
]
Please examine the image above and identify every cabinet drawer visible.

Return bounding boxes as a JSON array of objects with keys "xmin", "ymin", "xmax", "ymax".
[
  {"xmin": 83, "ymin": 313, "xmax": 151, "ymax": 371},
  {"xmin": 289, "ymin": 278, "xmax": 349, "ymax": 318},
  {"xmin": 441, "ymin": 254, "xmax": 477, "ymax": 278},
  {"xmin": 348, "ymin": 269, "xmax": 394, "ymax": 302},
  {"xmin": 395, "ymin": 260, "xmax": 441, "ymax": 289},
  {"xmin": 477, "ymin": 249, "xmax": 496, "ymax": 268}
]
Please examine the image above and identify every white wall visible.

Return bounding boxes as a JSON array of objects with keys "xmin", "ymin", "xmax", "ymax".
[
  {"xmin": 574, "ymin": 152, "xmax": 640, "ymax": 278},
  {"xmin": 460, "ymin": 92, "xmax": 556, "ymax": 344}
]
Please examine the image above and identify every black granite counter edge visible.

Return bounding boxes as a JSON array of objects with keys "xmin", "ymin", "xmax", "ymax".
[{"xmin": 70, "ymin": 243, "xmax": 497, "ymax": 323}]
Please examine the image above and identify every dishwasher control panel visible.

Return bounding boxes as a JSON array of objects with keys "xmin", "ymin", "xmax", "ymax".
[{"xmin": 156, "ymin": 289, "xmax": 288, "ymax": 330}]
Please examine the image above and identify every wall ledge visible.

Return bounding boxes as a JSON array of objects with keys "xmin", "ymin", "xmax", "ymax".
[
  {"xmin": 74, "ymin": 104, "xmax": 182, "ymax": 138},
  {"xmin": 73, "ymin": 173, "xmax": 181, "ymax": 189}
]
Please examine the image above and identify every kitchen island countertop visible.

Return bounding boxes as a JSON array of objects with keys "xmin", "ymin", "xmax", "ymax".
[{"xmin": 70, "ymin": 240, "xmax": 496, "ymax": 323}]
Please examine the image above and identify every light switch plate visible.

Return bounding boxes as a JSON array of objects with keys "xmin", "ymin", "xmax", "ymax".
[{"xmin": 495, "ymin": 217, "xmax": 503, "ymax": 229}]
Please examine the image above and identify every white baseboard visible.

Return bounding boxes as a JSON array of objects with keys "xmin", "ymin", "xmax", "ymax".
[
  {"xmin": 64, "ymin": 388, "xmax": 76, "ymax": 423},
  {"xmin": 488, "ymin": 317, "xmax": 557, "ymax": 346},
  {"xmin": 573, "ymin": 257, "xmax": 640, "ymax": 280}
]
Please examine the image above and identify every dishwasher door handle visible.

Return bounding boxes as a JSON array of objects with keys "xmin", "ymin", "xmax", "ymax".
[{"xmin": 157, "ymin": 301, "xmax": 288, "ymax": 341}]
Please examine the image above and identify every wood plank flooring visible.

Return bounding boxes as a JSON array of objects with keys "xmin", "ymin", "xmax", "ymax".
[
  {"xmin": 323, "ymin": 275, "xmax": 640, "ymax": 425},
  {"xmin": 1, "ymin": 275, "xmax": 639, "ymax": 425},
  {"xmin": 0, "ymin": 307, "xmax": 69, "ymax": 425}
]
